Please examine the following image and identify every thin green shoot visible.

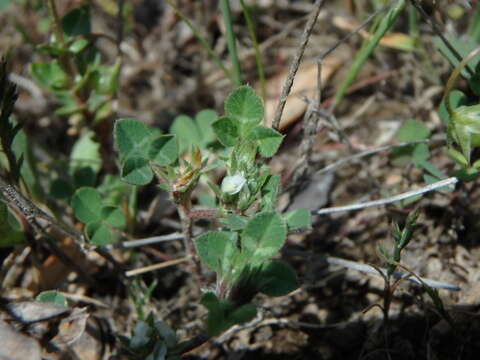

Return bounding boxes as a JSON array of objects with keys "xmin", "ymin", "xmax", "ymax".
[
  {"xmin": 240, "ymin": 0, "xmax": 266, "ymax": 103},
  {"xmin": 220, "ymin": 0, "xmax": 242, "ymax": 86},
  {"xmin": 407, "ymin": 2, "xmax": 419, "ymax": 41},
  {"xmin": 45, "ymin": 0, "xmax": 64, "ymax": 45},
  {"xmin": 468, "ymin": 4, "xmax": 480, "ymax": 43},
  {"xmin": 331, "ymin": 0, "xmax": 406, "ymax": 110}
]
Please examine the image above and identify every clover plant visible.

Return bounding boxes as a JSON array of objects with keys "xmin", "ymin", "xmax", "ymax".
[
  {"xmin": 392, "ymin": 34, "xmax": 480, "ymax": 184},
  {"xmin": 438, "ymin": 47, "xmax": 480, "ymax": 181},
  {"xmin": 24, "ymin": 2, "xmax": 127, "ymax": 220},
  {"xmin": 112, "ymin": 86, "xmax": 310, "ymax": 337},
  {"xmin": 169, "ymin": 109, "xmax": 218, "ymax": 154},
  {"xmin": 31, "ymin": 2, "xmax": 120, "ymax": 127},
  {"xmin": 428, "ymin": 7, "xmax": 480, "ymax": 180},
  {"xmin": 71, "ymin": 187, "xmax": 126, "ymax": 245}
]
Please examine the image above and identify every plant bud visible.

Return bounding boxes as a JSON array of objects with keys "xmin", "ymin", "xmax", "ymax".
[
  {"xmin": 221, "ymin": 174, "xmax": 246, "ymax": 195},
  {"xmin": 453, "ymin": 104, "xmax": 480, "ymax": 133}
]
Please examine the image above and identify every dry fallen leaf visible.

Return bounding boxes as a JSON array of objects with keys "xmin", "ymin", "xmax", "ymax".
[
  {"xmin": 50, "ymin": 308, "xmax": 89, "ymax": 347},
  {"xmin": 6, "ymin": 301, "xmax": 70, "ymax": 324},
  {"xmin": 3, "ymin": 300, "xmax": 101, "ymax": 359},
  {"xmin": 0, "ymin": 320, "xmax": 42, "ymax": 360},
  {"xmin": 262, "ymin": 57, "xmax": 343, "ymax": 130},
  {"xmin": 38, "ymin": 237, "xmax": 92, "ymax": 291},
  {"xmin": 332, "ymin": 15, "xmax": 416, "ymax": 52}
]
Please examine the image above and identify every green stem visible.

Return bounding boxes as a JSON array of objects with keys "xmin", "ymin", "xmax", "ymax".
[
  {"xmin": 45, "ymin": 0, "xmax": 64, "ymax": 45},
  {"xmin": 468, "ymin": 4, "xmax": 480, "ymax": 43},
  {"xmin": 407, "ymin": 2, "xmax": 418, "ymax": 40},
  {"xmin": 240, "ymin": 0, "xmax": 266, "ymax": 102},
  {"xmin": 220, "ymin": 0, "xmax": 242, "ymax": 86},
  {"xmin": 332, "ymin": 0, "xmax": 406, "ymax": 110},
  {"xmin": 382, "ymin": 280, "xmax": 392, "ymax": 360},
  {"xmin": 44, "ymin": 0, "xmax": 77, "ymax": 89},
  {"xmin": 164, "ymin": 0, "xmax": 234, "ymax": 84},
  {"xmin": 443, "ymin": 47, "xmax": 480, "ymax": 118}
]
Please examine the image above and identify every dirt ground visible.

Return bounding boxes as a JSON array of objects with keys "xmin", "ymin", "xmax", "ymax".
[{"xmin": 1, "ymin": 1, "xmax": 480, "ymax": 359}]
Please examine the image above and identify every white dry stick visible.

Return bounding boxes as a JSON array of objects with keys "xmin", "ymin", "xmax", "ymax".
[
  {"xmin": 315, "ymin": 177, "xmax": 458, "ymax": 215},
  {"xmin": 119, "ymin": 233, "xmax": 184, "ymax": 248},
  {"xmin": 117, "ymin": 228, "xmax": 203, "ymax": 249},
  {"xmin": 125, "ymin": 257, "xmax": 191, "ymax": 277},
  {"xmin": 326, "ymin": 256, "xmax": 460, "ymax": 291}
]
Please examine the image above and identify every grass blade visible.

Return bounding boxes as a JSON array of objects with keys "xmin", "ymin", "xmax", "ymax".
[{"xmin": 332, "ymin": 0, "xmax": 406, "ymax": 110}]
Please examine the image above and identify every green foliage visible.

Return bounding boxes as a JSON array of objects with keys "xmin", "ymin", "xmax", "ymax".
[
  {"xmin": 212, "ymin": 116, "xmax": 239, "ymax": 147},
  {"xmin": 468, "ymin": 5, "xmax": 480, "ymax": 43},
  {"xmin": 391, "ymin": 119, "xmax": 430, "ymax": 166},
  {"xmin": 437, "ymin": 90, "xmax": 480, "ymax": 180},
  {"xmin": 0, "ymin": 0, "xmax": 14, "ymax": 12},
  {"xmin": 115, "ymin": 119, "xmax": 154, "ymax": 158},
  {"xmin": 438, "ymin": 90, "xmax": 467, "ymax": 131},
  {"xmin": 200, "ymin": 292, "xmax": 256, "ymax": 336},
  {"xmin": 256, "ymin": 260, "xmax": 298, "ymax": 297},
  {"xmin": 450, "ymin": 104, "xmax": 480, "ymax": 163},
  {"xmin": 219, "ymin": 214, "xmax": 248, "ymax": 231},
  {"xmin": 30, "ymin": 3, "xmax": 120, "ymax": 126},
  {"xmin": 110, "ymin": 86, "xmax": 305, "ymax": 343},
  {"xmin": 391, "ymin": 120, "xmax": 451, "ymax": 192},
  {"xmin": 0, "ymin": 60, "xmax": 21, "ymax": 183},
  {"xmin": 260, "ymin": 175, "xmax": 279, "ymax": 212},
  {"xmin": 71, "ymin": 187, "xmax": 125, "ymax": 245},
  {"xmin": 220, "ymin": 0, "xmax": 242, "ymax": 86},
  {"xmin": 120, "ymin": 312, "xmax": 179, "ymax": 360},
  {"xmin": 48, "ymin": 132, "xmax": 111, "ymax": 202},
  {"xmin": 284, "ymin": 208, "xmax": 311, "ymax": 232},
  {"xmin": 30, "ymin": 61, "xmax": 68, "ymax": 90},
  {"xmin": 36, "ymin": 290, "xmax": 68, "ymax": 307},
  {"xmin": 247, "ymin": 126, "xmax": 283, "ymax": 157},
  {"xmin": 225, "ymin": 86, "xmax": 263, "ymax": 128},
  {"xmin": 187, "ymin": 87, "xmax": 301, "ymax": 335},
  {"xmin": 333, "ymin": 0, "xmax": 407, "ymax": 108},
  {"xmin": 113, "ymin": 86, "xmax": 302, "ymax": 338},
  {"xmin": 194, "ymin": 212, "xmax": 294, "ymax": 290},
  {"xmin": 432, "ymin": 4, "xmax": 480, "ymax": 180},
  {"xmin": 0, "ymin": 203, "xmax": 24, "ymax": 247},
  {"xmin": 149, "ymin": 136, "xmax": 178, "ymax": 166},
  {"xmin": 435, "ymin": 29, "xmax": 480, "ymax": 180},
  {"xmin": 170, "ymin": 109, "xmax": 217, "ymax": 153},
  {"xmin": 194, "ymin": 231, "xmax": 237, "ymax": 274},
  {"xmin": 218, "ymin": 87, "xmax": 283, "ymax": 153},
  {"xmin": 210, "ymin": 87, "xmax": 284, "ymax": 213},
  {"xmin": 114, "ymin": 119, "xmax": 178, "ymax": 185},
  {"xmin": 70, "ymin": 131, "xmax": 102, "ymax": 181},
  {"xmin": 379, "ymin": 211, "xmax": 419, "ymax": 277},
  {"xmin": 434, "ymin": 34, "xmax": 478, "ymax": 79},
  {"xmin": 61, "ymin": 6, "xmax": 91, "ymax": 38},
  {"xmin": 241, "ymin": 212, "xmax": 286, "ymax": 260}
]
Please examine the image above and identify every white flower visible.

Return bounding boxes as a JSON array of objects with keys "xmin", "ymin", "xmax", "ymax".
[{"xmin": 221, "ymin": 174, "xmax": 246, "ymax": 195}]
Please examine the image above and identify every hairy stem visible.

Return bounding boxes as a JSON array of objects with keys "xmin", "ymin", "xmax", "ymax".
[{"xmin": 178, "ymin": 201, "xmax": 202, "ymax": 275}]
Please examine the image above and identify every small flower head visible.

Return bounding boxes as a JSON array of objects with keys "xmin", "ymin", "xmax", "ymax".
[{"xmin": 221, "ymin": 174, "xmax": 246, "ymax": 195}]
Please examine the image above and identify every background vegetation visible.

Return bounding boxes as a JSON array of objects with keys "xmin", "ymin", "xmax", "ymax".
[{"xmin": 1, "ymin": 1, "xmax": 480, "ymax": 359}]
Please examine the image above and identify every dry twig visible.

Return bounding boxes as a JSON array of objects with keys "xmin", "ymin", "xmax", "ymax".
[
  {"xmin": 314, "ymin": 177, "xmax": 458, "ymax": 215},
  {"xmin": 272, "ymin": 0, "xmax": 326, "ymax": 130}
]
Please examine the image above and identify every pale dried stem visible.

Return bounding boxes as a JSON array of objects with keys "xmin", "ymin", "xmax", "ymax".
[
  {"xmin": 271, "ymin": 0, "xmax": 326, "ymax": 130},
  {"xmin": 314, "ymin": 177, "xmax": 458, "ymax": 215}
]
